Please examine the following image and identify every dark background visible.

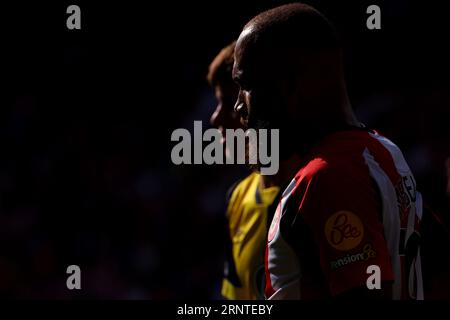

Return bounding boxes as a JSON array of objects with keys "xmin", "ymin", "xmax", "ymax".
[{"xmin": 1, "ymin": 0, "xmax": 449, "ymax": 298}]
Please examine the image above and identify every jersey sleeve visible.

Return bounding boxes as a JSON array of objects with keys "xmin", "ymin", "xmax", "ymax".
[{"xmin": 294, "ymin": 165, "xmax": 395, "ymax": 296}]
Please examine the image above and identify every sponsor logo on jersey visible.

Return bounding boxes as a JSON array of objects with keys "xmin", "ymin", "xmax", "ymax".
[
  {"xmin": 330, "ymin": 244, "xmax": 377, "ymax": 270},
  {"xmin": 325, "ymin": 211, "xmax": 364, "ymax": 251}
]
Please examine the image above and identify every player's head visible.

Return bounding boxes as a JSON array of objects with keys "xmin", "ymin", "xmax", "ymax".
[
  {"xmin": 233, "ymin": 3, "xmax": 353, "ymax": 157},
  {"xmin": 208, "ymin": 41, "xmax": 242, "ymax": 140}
]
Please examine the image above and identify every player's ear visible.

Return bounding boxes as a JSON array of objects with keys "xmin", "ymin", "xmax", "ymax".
[
  {"xmin": 279, "ymin": 69, "xmax": 301, "ymax": 117},
  {"xmin": 281, "ymin": 67, "xmax": 298, "ymax": 94}
]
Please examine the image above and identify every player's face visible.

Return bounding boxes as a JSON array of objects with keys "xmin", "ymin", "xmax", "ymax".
[
  {"xmin": 233, "ymin": 32, "xmax": 285, "ymax": 132},
  {"xmin": 209, "ymin": 82, "xmax": 241, "ymax": 142},
  {"xmin": 233, "ymin": 30, "xmax": 310, "ymax": 160},
  {"xmin": 233, "ymin": 33, "xmax": 288, "ymax": 169},
  {"xmin": 231, "ymin": 47, "xmax": 250, "ymax": 128}
]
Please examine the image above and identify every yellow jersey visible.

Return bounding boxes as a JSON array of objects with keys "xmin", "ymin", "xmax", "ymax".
[{"xmin": 221, "ymin": 172, "xmax": 280, "ymax": 300}]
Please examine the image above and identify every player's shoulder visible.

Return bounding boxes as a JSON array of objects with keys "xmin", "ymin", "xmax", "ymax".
[
  {"xmin": 292, "ymin": 156, "xmax": 366, "ymax": 200},
  {"xmin": 297, "ymin": 129, "xmax": 389, "ymax": 183},
  {"xmin": 296, "ymin": 157, "xmax": 343, "ymax": 183}
]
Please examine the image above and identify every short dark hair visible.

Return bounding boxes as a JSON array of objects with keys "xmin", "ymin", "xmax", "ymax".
[
  {"xmin": 244, "ymin": 3, "xmax": 339, "ymax": 52},
  {"xmin": 207, "ymin": 41, "xmax": 236, "ymax": 87}
]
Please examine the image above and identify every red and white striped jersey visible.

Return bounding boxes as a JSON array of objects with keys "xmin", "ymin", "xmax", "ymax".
[{"xmin": 265, "ymin": 129, "xmax": 423, "ymax": 300}]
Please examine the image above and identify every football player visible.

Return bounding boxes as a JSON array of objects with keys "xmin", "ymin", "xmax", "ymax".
[{"xmin": 233, "ymin": 3, "xmax": 424, "ymax": 299}]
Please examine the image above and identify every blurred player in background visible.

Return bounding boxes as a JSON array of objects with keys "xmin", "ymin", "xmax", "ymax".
[
  {"xmin": 207, "ymin": 42, "xmax": 281, "ymax": 299},
  {"xmin": 233, "ymin": 3, "xmax": 425, "ymax": 299}
]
